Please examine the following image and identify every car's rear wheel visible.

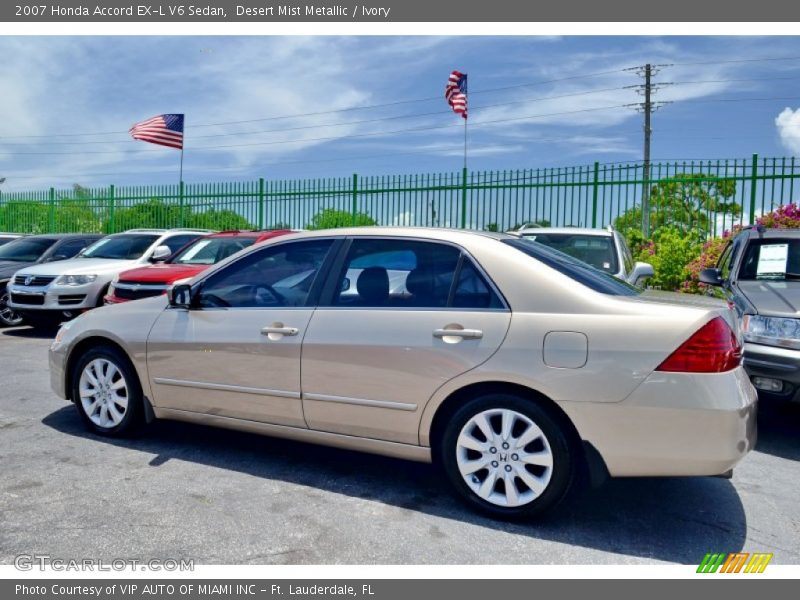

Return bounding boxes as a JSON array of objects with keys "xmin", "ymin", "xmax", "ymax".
[
  {"xmin": 72, "ymin": 346, "xmax": 143, "ymax": 436},
  {"xmin": 439, "ymin": 393, "xmax": 576, "ymax": 519},
  {"xmin": 0, "ymin": 289, "xmax": 23, "ymax": 327}
]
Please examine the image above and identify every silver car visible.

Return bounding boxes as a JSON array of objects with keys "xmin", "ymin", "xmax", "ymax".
[
  {"xmin": 49, "ymin": 228, "xmax": 756, "ymax": 519},
  {"xmin": 516, "ymin": 226, "xmax": 654, "ymax": 286},
  {"xmin": 8, "ymin": 229, "xmax": 210, "ymax": 327}
]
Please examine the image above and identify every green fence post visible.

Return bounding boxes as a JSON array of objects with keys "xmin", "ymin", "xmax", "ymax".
[
  {"xmin": 48, "ymin": 187, "xmax": 56, "ymax": 233},
  {"xmin": 591, "ymin": 161, "xmax": 600, "ymax": 228},
  {"xmin": 108, "ymin": 184, "xmax": 115, "ymax": 233},
  {"xmin": 258, "ymin": 177, "xmax": 265, "ymax": 229},
  {"xmin": 178, "ymin": 180, "xmax": 185, "ymax": 228},
  {"xmin": 460, "ymin": 167, "xmax": 468, "ymax": 229},
  {"xmin": 351, "ymin": 173, "xmax": 358, "ymax": 225},
  {"xmin": 749, "ymin": 153, "xmax": 759, "ymax": 226}
]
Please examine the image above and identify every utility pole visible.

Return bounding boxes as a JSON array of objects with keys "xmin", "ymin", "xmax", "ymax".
[
  {"xmin": 642, "ymin": 64, "xmax": 652, "ymax": 237},
  {"xmin": 626, "ymin": 64, "xmax": 671, "ymax": 237}
]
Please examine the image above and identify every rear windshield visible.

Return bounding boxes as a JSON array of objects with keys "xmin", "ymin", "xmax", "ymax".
[
  {"xmin": 503, "ymin": 238, "xmax": 640, "ymax": 296},
  {"xmin": 520, "ymin": 232, "xmax": 619, "ymax": 274},
  {"xmin": 0, "ymin": 238, "xmax": 56, "ymax": 262},
  {"xmin": 738, "ymin": 238, "xmax": 800, "ymax": 281},
  {"xmin": 80, "ymin": 234, "xmax": 160, "ymax": 260}
]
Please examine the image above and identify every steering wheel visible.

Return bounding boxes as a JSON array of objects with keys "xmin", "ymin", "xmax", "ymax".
[{"xmin": 254, "ymin": 284, "xmax": 285, "ymax": 305}]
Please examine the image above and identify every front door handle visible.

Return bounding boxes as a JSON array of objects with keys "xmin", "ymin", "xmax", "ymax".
[
  {"xmin": 261, "ymin": 324, "xmax": 299, "ymax": 339},
  {"xmin": 433, "ymin": 327, "xmax": 483, "ymax": 341}
]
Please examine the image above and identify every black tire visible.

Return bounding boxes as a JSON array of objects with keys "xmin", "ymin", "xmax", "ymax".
[
  {"xmin": 71, "ymin": 345, "xmax": 144, "ymax": 436},
  {"xmin": 0, "ymin": 287, "xmax": 24, "ymax": 327},
  {"xmin": 438, "ymin": 393, "xmax": 576, "ymax": 520}
]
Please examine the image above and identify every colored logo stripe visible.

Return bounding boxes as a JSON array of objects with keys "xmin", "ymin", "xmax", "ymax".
[{"xmin": 697, "ymin": 552, "xmax": 773, "ymax": 573}]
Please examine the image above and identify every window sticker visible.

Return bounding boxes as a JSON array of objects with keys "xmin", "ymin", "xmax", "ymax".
[{"xmin": 756, "ymin": 243, "xmax": 789, "ymax": 275}]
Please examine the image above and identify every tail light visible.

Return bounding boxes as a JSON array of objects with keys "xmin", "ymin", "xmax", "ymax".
[{"xmin": 656, "ymin": 316, "xmax": 742, "ymax": 373}]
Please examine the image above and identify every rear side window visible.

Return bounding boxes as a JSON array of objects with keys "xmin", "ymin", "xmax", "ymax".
[
  {"xmin": 504, "ymin": 238, "xmax": 640, "ymax": 296},
  {"xmin": 162, "ymin": 234, "xmax": 203, "ymax": 255},
  {"xmin": 326, "ymin": 238, "xmax": 504, "ymax": 309}
]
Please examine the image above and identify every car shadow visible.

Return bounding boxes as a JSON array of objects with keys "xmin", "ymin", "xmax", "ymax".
[
  {"xmin": 42, "ymin": 405, "xmax": 747, "ymax": 564},
  {"xmin": 1, "ymin": 326, "xmax": 57, "ymax": 340},
  {"xmin": 754, "ymin": 402, "xmax": 800, "ymax": 462}
]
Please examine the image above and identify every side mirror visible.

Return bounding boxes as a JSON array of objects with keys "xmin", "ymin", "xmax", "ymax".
[
  {"xmin": 341, "ymin": 277, "xmax": 350, "ymax": 292},
  {"xmin": 699, "ymin": 267, "xmax": 724, "ymax": 287},
  {"xmin": 168, "ymin": 283, "xmax": 192, "ymax": 308},
  {"xmin": 151, "ymin": 245, "xmax": 172, "ymax": 262},
  {"xmin": 628, "ymin": 261, "xmax": 655, "ymax": 287}
]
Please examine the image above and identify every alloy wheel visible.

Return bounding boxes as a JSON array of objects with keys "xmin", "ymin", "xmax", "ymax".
[
  {"xmin": 455, "ymin": 408, "xmax": 554, "ymax": 508},
  {"xmin": 0, "ymin": 291, "xmax": 23, "ymax": 327},
  {"xmin": 78, "ymin": 358, "xmax": 129, "ymax": 429}
]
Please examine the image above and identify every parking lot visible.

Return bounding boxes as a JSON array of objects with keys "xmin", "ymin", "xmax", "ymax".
[{"xmin": 1, "ymin": 325, "xmax": 799, "ymax": 566}]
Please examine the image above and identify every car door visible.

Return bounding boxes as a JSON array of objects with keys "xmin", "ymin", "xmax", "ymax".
[
  {"xmin": 300, "ymin": 237, "xmax": 512, "ymax": 445},
  {"xmin": 147, "ymin": 238, "xmax": 337, "ymax": 426}
]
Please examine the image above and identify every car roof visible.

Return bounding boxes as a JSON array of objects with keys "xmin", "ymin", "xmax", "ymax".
[
  {"xmin": 206, "ymin": 229, "xmax": 295, "ymax": 239},
  {"xmin": 517, "ymin": 227, "xmax": 613, "ymax": 237},
  {"xmin": 262, "ymin": 226, "xmax": 517, "ymax": 243},
  {"xmin": 741, "ymin": 227, "xmax": 800, "ymax": 239}
]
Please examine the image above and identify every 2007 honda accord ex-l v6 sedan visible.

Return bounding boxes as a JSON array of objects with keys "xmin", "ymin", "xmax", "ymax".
[{"xmin": 49, "ymin": 228, "xmax": 757, "ymax": 519}]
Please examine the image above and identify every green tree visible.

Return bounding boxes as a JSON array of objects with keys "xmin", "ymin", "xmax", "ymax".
[
  {"xmin": 615, "ymin": 173, "xmax": 739, "ymax": 237},
  {"xmin": 307, "ymin": 208, "xmax": 377, "ymax": 230},
  {"xmin": 0, "ymin": 184, "xmax": 102, "ymax": 233}
]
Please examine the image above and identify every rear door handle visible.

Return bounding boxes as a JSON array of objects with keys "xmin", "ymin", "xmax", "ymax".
[
  {"xmin": 433, "ymin": 328, "xmax": 483, "ymax": 340},
  {"xmin": 261, "ymin": 325, "xmax": 299, "ymax": 337}
]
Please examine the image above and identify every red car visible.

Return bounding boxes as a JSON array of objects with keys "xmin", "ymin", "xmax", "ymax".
[{"xmin": 104, "ymin": 229, "xmax": 293, "ymax": 304}]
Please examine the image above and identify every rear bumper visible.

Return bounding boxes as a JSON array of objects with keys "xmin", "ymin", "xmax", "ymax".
[
  {"xmin": 560, "ymin": 366, "xmax": 757, "ymax": 477},
  {"xmin": 743, "ymin": 342, "xmax": 800, "ymax": 401}
]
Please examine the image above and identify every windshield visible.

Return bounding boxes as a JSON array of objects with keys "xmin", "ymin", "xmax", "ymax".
[
  {"xmin": 172, "ymin": 237, "xmax": 258, "ymax": 265},
  {"xmin": 738, "ymin": 238, "xmax": 800, "ymax": 281},
  {"xmin": 504, "ymin": 238, "xmax": 640, "ymax": 296},
  {"xmin": 0, "ymin": 238, "xmax": 56, "ymax": 262},
  {"xmin": 80, "ymin": 234, "xmax": 160, "ymax": 260},
  {"xmin": 520, "ymin": 233, "xmax": 618, "ymax": 274}
]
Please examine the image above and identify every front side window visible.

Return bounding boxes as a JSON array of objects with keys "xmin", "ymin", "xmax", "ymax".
[
  {"xmin": 162, "ymin": 234, "xmax": 203, "ymax": 255},
  {"xmin": 50, "ymin": 239, "xmax": 91, "ymax": 260},
  {"xmin": 173, "ymin": 237, "xmax": 258, "ymax": 265},
  {"xmin": 196, "ymin": 239, "xmax": 333, "ymax": 308},
  {"xmin": 80, "ymin": 235, "xmax": 160, "ymax": 260}
]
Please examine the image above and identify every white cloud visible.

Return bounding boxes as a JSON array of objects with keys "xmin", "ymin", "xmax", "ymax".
[{"xmin": 776, "ymin": 107, "xmax": 800, "ymax": 155}]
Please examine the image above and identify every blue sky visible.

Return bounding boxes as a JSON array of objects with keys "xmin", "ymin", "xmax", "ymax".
[{"xmin": 1, "ymin": 35, "xmax": 800, "ymax": 191}]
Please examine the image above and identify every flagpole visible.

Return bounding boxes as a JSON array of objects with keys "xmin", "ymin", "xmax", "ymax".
[{"xmin": 463, "ymin": 116, "xmax": 468, "ymax": 171}]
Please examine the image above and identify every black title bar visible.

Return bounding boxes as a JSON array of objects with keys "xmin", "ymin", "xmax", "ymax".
[{"xmin": 3, "ymin": 0, "xmax": 800, "ymax": 22}]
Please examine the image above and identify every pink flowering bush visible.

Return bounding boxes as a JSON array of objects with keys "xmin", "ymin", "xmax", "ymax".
[{"xmin": 757, "ymin": 202, "xmax": 800, "ymax": 228}]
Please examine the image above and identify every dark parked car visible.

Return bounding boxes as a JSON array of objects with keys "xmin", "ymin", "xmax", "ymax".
[
  {"xmin": 701, "ymin": 225, "xmax": 800, "ymax": 402},
  {"xmin": 0, "ymin": 234, "xmax": 103, "ymax": 327},
  {"xmin": 0, "ymin": 233, "xmax": 25, "ymax": 247}
]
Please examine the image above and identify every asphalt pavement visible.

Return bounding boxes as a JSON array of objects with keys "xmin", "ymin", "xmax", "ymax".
[{"xmin": 1, "ymin": 326, "xmax": 798, "ymax": 565}]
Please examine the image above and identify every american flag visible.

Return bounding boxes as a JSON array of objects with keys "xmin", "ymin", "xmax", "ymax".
[
  {"xmin": 129, "ymin": 114, "xmax": 184, "ymax": 150},
  {"xmin": 445, "ymin": 70, "xmax": 468, "ymax": 119}
]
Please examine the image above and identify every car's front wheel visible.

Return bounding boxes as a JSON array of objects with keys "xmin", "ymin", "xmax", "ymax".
[
  {"xmin": 439, "ymin": 394, "xmax": 576, "ymax": 519},
  {"xmin": 72, "ymin": 345, "xmax": 143, "ymax": 436},
  {"xmin": 0, "ymin": 288, "xmax": 23, "ymax": 327}
]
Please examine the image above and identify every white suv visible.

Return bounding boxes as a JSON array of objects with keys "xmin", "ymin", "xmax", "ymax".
[
  {"xmin": 515, "ymin": 226, "xmax": 654, "ymax": 286},
  {"xmin": 8, "ymin": 229, "xmax": 210, "ymax": 327}
]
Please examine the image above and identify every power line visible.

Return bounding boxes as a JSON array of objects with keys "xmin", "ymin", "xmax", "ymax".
[
  {"xmin": 0, "ymin": 85, "xmax": 636, "ymax": 147},
  {"xmin": 0, "ymin": 103, "xmax": 635, "ymax": 156},
  {"xmin": 3, "ymin": 55, "xmax": 800, "ymax": 142},
  {"xmin": 0, "ymin": 67, "xmax": 631, "ymax": 141}
]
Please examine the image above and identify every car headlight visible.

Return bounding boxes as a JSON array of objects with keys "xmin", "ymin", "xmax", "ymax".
[
  {"xmin": 743, "ymin": 314, "xmax": 800, "ymax": 349},
  {"xmin": 55, "ymin": 274, "xmax": 97, "ymax": 286}
]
